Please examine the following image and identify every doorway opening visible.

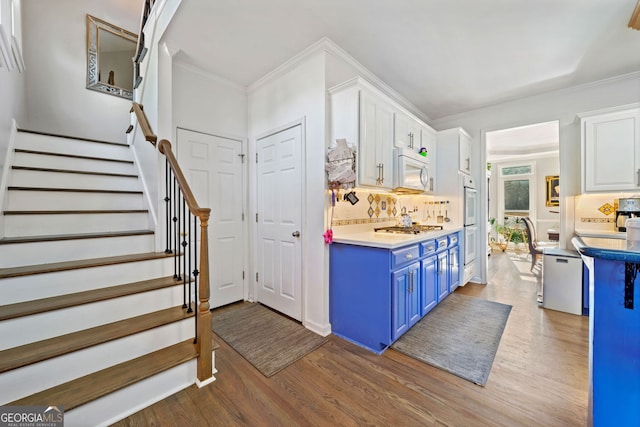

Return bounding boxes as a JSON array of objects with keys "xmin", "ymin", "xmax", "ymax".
[{"xmin": 485, "ymin": 120, "xmax": 560, "ymax": 292}]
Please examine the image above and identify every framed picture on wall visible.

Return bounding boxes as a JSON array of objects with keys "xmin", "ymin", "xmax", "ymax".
[{"xmin": 546, "ymin": 175, "xmax": 559, "ymax": 207}]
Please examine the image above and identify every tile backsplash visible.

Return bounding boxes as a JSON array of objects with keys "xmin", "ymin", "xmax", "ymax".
[
  {"xmin": 574, "ymin": 193, "xmax": 638, "ymax": 232},
  {"xmin": 328, "ymin": 188, "xmax": 455, "ymax": 227}
]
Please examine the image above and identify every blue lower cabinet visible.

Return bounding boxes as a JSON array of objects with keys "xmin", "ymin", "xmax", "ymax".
[
  {"xmin": 449, "ymin": 245, "xmax": 460, "ymax": 292},
  {"xmin": 421, "ymin": 255, "xmax": 437, "ymax": 315},
  {"xmin": 391, "ymin": 262, "xmax": 420, "ymax": 342},
  {"xmin": 437, "ymin": 251, "xmax": 449, "ymax": 301},
  {"xmin": 329, "ymin": 231, "xmax": 460, "ymax": 353}
]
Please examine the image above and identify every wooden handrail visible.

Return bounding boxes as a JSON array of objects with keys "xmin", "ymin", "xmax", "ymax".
[
  {"xmin": 130, "ymin": 101, "xmax": 213, "ymax": 384},
  {"xmin": 131, "ymin": 103, "xmax": 157, "ymax": 145}
]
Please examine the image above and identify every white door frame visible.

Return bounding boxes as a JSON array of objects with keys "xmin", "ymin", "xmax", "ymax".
[
  {"xmin": 250, "ymin": 118, "xmax": 306, "ymax": 321},
  {"xmin": 175, "ymin": 126, "xmax": 249, "ymax": 303}
]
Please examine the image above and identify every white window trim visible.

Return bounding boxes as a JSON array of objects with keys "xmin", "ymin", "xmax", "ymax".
[{"xmin": 497, "ymin": 160, "xmax": 536, "ymax": 224}]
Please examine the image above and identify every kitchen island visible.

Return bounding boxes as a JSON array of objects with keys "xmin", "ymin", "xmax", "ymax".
[
  {"xmin": 572, "ymin": 235, "xmax": 640, "ymax": 427},
  {"xmin": 330, "ymin": 227, "xmax": 462, "ymax": 354}
]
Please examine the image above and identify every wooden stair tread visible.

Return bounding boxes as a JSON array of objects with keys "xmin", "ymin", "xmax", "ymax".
[
  {"xmin": 0, "ymin": 306, "xmax": 194, "ymax": 374},
  {"xmin": 0, "ymin": 251, "xmax": 173, "ymax": 279},
  {"xmin": 0, "ymin": 229, "xmax": 154, "ymax": 245},
  {"xmin": 17, "ymin": 129, "xmax": 129, "ymax": 147},
  {"xmin": 8, "ymin": 339, "xmax": 198, "ymax": 410},
  {"xmin": 7, "ymin": 186, "xmax": 142, "ymax": 194},
  {"xmin": 4, "ymin": 209, "xmax": 149, "ymax": 215},
  {"xmin": 15, "ymin": 148, "xmax": 133, "ymax": 164},
  {"xmin": 0, "ymin": 276, "xmax": 187, "ymax": 321},
  {"xmin": 12, "ymin": 165, "xmax": 138, "ymax": 178}
]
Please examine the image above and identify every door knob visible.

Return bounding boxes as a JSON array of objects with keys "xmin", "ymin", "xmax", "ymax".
[{"xmin": 292, "ymin": 231, "xmax": 300, "ymax": 237}]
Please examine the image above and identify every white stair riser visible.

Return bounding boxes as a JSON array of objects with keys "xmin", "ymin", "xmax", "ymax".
[
  {"xmin": 16, "ymin": 133, "xmax": 132, "ymax": 161},
  {"xmin": 0, "ymin": 234, "xmax": 155, "ymax": 268},
  {"xmin": 0, "ymin": 286, "xmax": 188, "ymax": 349},
  {"xmin": 10, "ymin": 169, "xmax": 141, "ymax": 191},
  {"xmin": 5, "ymin": 190, "xmax": 145, "ymax": 211},
  {"xmin": 0, "ymin": 258, "xmax": 178, "ymax": 304},
  {"xmin": 12, "ymin": 151, "xmax": 137, "ymax": 175},
  {"xmin": 70, "ymin": 361, "xmax": 200, "ymax": 427},
  {"xmin": 0, "ymin": 320, "xmax": 194, "ymax": 404},
  {"xmin": 4, "ymin": 212, "xmax": 150, "ymax": 237}
]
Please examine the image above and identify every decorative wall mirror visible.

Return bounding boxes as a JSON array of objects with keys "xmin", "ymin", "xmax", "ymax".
[{"xmin": 86, "ymin": 14, "xmax": 138, "ymax": 100}]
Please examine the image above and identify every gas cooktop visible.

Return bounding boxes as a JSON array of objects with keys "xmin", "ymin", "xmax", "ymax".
[{"xmin": 374, "ymin": 225, "xmax": 444, "ymax": 234}]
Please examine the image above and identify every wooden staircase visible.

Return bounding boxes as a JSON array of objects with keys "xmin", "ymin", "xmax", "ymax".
[{"xmin": 0, "ymin": 130, "xmax": 213, "ymax": 426}]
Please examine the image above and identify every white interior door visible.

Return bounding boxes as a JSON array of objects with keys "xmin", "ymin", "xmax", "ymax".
[
  {"xmin": 256, "ymin": 125, "xmax": 302, "ymax": 321},
  {"xmin": 176, "ymin": 128, "xmax": 244, "ymax": 308}
]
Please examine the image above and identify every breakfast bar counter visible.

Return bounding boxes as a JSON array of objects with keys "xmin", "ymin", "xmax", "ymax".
[{"xmin": 571, "ymin": 235, "xmax": 640, "ymax": 427}]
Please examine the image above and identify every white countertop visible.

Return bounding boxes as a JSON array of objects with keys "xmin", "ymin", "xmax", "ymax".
[{"xmin": 332, "ymin": 227, "xmax": 463, "ymax": 249}]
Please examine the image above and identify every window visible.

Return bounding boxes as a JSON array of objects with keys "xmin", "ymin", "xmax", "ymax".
[
  {"xmin": 504, "ymin": 179, "xmax": 530, "ymax": 212},
  {"xmin": 498, "ymin": 161, "xmax": 535, "ymax": 221}
]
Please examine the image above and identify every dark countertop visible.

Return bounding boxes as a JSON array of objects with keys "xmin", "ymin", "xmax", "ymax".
[{"xmin": 571, "ymin": 235, "xmax": 640, "ymax": 262}]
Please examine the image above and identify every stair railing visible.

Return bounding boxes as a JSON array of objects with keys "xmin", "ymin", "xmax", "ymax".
[
  {"xmin": 132, "ymin": 0, "xmax": 155, "ymax": 90},
  {"xmin": 131, "ymin": 102, "xmax": 213, "ymax": 384}
]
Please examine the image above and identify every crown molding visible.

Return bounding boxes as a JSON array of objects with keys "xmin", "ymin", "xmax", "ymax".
[{"xmin": 247, "ymin": 37, "xmax": 431, "ymax": 123}]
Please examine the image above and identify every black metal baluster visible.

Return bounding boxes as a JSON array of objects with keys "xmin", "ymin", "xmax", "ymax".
[
  {"xmin": 182, "ymin": 198, "xmax": 188, "ymax": 310},
  {"xmin": 164, "ymin": 159, "xmax": 171, "ymax": 254},
  {"xmin": 188, "ymin": 210, "xmax": 194, "ymax": 313},
  {"xmin": 173, "ymin": 180, "xmax": 182, "ymax": 280},
  {"xmin": 193, "ymin": 215, "xmax": 199, "ymax": 344},
  {"xmin": 173, "ymin": 176, "xmax": 180, "ymax": 280}
]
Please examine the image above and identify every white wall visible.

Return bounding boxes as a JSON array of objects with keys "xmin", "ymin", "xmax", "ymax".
[
  {"xmin": 431, "ymin": 72, "xmax": 640, "ymax": 282},
  {"xmin": 0, "ymin": 0, "xmax": 25, "ymax": 179},
  {"xmin": 172, "ymin": 61, "xmax": 247, "ymax": 140},
  {"xmin": 22, "ymin": 0, "xmax": 142, "ymax": 142},
  {"xmin": 248, "ymin": 51, "xmax": 329, "ymax": 335}
]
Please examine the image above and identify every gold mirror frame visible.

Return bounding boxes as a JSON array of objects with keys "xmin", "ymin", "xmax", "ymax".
[{"xmin": 86, "ymin": 14, "xmax": 138, "ymax": 100}]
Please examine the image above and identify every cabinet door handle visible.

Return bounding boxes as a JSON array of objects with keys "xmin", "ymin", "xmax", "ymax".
[
  {"xmin": 405, "ymin": 253, "xmax": 414, "ymax": 260},
  {"xmin": 429, "ymin": 177, "xmax": 434, "ymax": 192},
  {"xmin": 410, "ymin": 271, "xmax": 414, "ymax": 293},
  {"xmin": 380, "ymin": 163, "xmax": 384, "ymax": 184},
  {"xmin": 376, "ymin": 163, "xmax": 382, "ymax": 185},
  {"xmin": 637, "ymin": 169, "xmax": 640, "ymax": 186}
]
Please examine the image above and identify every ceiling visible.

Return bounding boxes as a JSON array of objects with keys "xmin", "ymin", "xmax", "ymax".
[
  {"xmin": 486, "ymin": 120, "xmax": 559, "ymax": 162},
  {"xmin": 162, "ymin": 0, "xmax": 640, "ymax": 121}
]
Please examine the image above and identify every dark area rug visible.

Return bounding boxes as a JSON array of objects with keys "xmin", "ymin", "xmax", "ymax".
[
  {"xmin": 212, "ymin": 303, "xmax": 327, "ymax": 377},
  {"xmin": 391, "ymin": 293, "xmax": 512, "ymax": 386}
]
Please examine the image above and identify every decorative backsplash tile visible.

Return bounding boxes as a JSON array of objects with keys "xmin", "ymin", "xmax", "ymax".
[
  {"xmin": 598, "ymin": 203, "xmax": 615, "ymax": 216},
  {"xmin": 333, "ymin": 218, "xmax": 393, "ymax": 226},
  {"xmin": 330, "ymin": 188, "xmax": 450, "ymax": 226},
  {"xmin": 581, "ymin": 217, "xmax": 615, "ymax": 223}
]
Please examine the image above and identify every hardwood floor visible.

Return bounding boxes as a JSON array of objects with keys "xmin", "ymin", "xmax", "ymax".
[{"xmin": 114, "ymin": 250, "xmax": 589, "ymax": 426}]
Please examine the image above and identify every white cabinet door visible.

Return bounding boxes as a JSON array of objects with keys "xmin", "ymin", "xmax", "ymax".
[
  {"xmin": 458, "ymin": 131, "xmax": 471, "ymax": 175},
  {"xmin": 421, "ymin": 125, "xmax": 437, "ymax": 192},
  {"xmin": 394, "ymin": 112, "xmax": 422, "ymax": 150},
  {"xmin": 582, "ymin": 108, "xmax": 640, "ymax": 192},
  {"xmin": 359, "ymin": 89, "xmax": 394, "ymax": 188}
]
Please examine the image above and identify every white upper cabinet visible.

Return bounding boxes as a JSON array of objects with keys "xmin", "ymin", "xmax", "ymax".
[
  {"xmin": 579, "ymin": 105, "xmax": 640, "ymax": 192},
  {"xmin": 394, "ymin": 112, "xmax": 422, "ymax": 151},
  {"xmin": 330, "ymin": 78, "xmax": 394, "ymax": 188},
  {"xmin": 436, "ymin": 127, "xmax": 472, "ymax": 175}
]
